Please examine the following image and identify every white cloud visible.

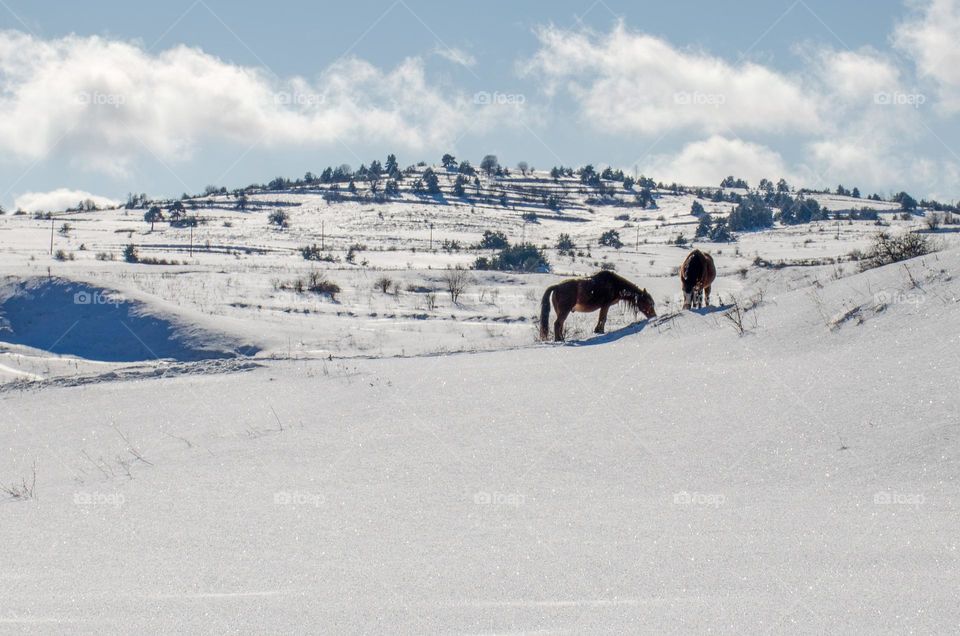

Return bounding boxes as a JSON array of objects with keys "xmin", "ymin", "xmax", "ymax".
[
  {"xmin": 13, "ymin": 188, "xmax": 119, "ymax": 212},
  {"xmin": 810, "ymin": 48, "xmax": 902, "ymax": 105},
  {"xmin": 894, "ymin": 0, "xmax": 960, "ymax": 112},
  {"xmin": 0, "ymin": 31, "xmax": 521, "ymax": 176},
  {"xmin": 643, "ymin": 136, "xmax": 795, "ymax": 188},
  {"xmin": 526, "ymin": 22, "xmax": 822, "ymax": 136},
  {"xmin": 803, "ymin": 124, "xmax": 954, "ymax": 197}
]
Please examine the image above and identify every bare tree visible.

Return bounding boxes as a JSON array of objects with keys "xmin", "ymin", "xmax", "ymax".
[
  {"xmin": 374, "ymin": 276, "xmax": 394, "ymax": 293},
  {"xmin": 480, "ymin": 154, "xmax": 499, "ymax": 176},
  {"xmin": 926, "ymin": 211, "xmax": 944, "ymax": 231},
  {"xmin": 442, "ymin": 266, "xmax": 471, "ymax": 303}
]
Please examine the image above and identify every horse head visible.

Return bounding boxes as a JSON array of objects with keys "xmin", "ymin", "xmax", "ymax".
[{"xmin": 631, "ymin": 288, "xmax": 657, "ymax": 319}]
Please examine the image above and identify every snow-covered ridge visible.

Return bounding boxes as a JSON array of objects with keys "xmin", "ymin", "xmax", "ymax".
[{"xmin": 2, "ymin": 168, "xmax": 953, "ymax": 383}]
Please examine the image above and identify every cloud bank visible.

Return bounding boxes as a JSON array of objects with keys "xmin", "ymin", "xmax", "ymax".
[
  {"xmin": 13, "ymin": 188, "xmax": 119, "ymax": 212},
  {"xmin": 0, "ymin": 30, "xmax": 521, "ymax": 177}
]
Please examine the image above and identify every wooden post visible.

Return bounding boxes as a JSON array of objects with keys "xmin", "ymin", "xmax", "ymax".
[
  {"xmin": 321, "ymin": 221, "xmax": 324, "ymax": 250},
  {"xmin": 50, "ymin": 217, "xmax": 54, "ymax": 255},
  {"xmin": 189, "ymin": 223, "xmax": 194, "ymax": 257}
]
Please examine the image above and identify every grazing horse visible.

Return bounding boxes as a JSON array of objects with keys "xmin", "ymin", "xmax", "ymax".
[
  {"xmin": 539, "ymin": 270, "xmax": 656, "ymax": 342},
  {"xmin": 679, "ymin": 249, "xmax": 716, "ymax": 309}
]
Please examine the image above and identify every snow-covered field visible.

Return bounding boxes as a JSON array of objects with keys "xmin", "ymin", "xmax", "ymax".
[{"xmin": 1, "ymin": 172, "xmax": 958, "ymax": 632}]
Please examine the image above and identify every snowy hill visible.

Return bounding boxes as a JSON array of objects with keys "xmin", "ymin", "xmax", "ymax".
[
  {"xmin": 0, "ymin": 169, "xmax": 958, "ymax": 632},
  {"xmin": 1, "ymin": 169, "xmax": 949, "ymax": 379}
]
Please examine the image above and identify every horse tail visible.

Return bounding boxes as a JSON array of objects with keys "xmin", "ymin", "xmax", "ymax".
[{"xmin": 539, "ymin": 285, "xmax": 557, "ymax": 340}]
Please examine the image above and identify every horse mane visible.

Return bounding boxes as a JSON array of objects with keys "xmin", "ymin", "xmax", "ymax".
[{"xmin": 605, "ymin": 271, "xmax": 651, "ymax": 314}]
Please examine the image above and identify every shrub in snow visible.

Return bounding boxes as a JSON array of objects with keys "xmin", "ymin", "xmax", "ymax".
[
  {"xmin": 477, "ymin": 230, "xmax": 509, "ymax": 250},
  {"xmin": 599, "ymin": 229, "xmax": 623, "ymax": 249},
  {"xmin": 474, "ymin": 244, "xmax": 549, "ymax": 273},
  {"xmin": 123, "ymin": 244, "xmax": 139, "ymax": 263},
  {"xmin": 268, "ymin": 210, "xmax": 289, "ymax": 228},
  {"xmin": 857, "ymin": 232, "xmax": 934, "ymax": 271}
]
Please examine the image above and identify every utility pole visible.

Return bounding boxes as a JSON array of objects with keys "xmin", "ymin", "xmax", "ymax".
[
  {"xmin": 429, "ymin": 223, "xmax": 434, "ymax": 251},
  {"xmin": 189, "ymin": 223, "xmax": 194, "ymax": 257},
  {"xmin": 321, "ymin": 221, "xmax": 324, "ymax": 250},
  {"xmin": 49, "ymin": 217, "xmax": 55, "ymax": 255}
]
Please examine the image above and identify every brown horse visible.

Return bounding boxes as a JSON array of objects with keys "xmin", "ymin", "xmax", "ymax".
[
  {"xmin": 679, "ymin": 249, "xmax": 716, "ymax": 309},
  {"xmin": 539, "ymin": 270, "xmax": 656, "ymax": 341}
]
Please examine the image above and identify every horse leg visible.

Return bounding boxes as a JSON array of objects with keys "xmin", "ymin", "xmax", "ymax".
[
  {"xmin": 682, "ymin": 290, "xmax": 692, "ymax": 310},
  {"xmin": 594, "ymin": 305, "xmax": 609, "ymax": 334},
  {"xmin": 554, "ymin": 308, "xmax": 569, "ymax": 342},
  {"xmin": 704, "ymin": 284, "xmax": 712, "ymax": 307}
]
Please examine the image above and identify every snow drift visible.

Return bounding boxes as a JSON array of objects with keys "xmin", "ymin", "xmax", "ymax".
[{"xmin": 0, "ymin": 277, "xmax": 259, "ymax": 362}]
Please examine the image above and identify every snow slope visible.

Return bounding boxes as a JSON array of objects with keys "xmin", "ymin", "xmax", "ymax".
[
  {"xmin": 2, "ymin": 171, "xmax": 950, "ymax": 381},
  {"xmin": 1, "ymin": 246, "xmax": 957, "ymax": 633}
]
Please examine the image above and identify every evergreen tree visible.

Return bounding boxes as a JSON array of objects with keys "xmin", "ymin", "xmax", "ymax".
[
  {"xmin": 727, "ymin": 195, "xmax": 773, "ymax": 231},
  {"xmin": 695, "ymin": 213, "xmax": 713, "ymax": 238},
  {"xmin": 144, "ymin": 206, "xmax": 163, "ymax": 231},
  {"xmin": 384, "ymin": 154, "xmax": 399, "ymax": 178},
  {"xmin": 423, "ymin": 168, "xmax": 441, "ymax": 195}
]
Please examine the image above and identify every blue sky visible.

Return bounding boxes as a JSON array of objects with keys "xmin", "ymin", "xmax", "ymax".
[{"xmin": 1, "ymin": 0, "xmax": 958, "ymax": 211}]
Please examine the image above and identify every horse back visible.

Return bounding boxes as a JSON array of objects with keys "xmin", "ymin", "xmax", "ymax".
[{"xmin": 681, "ymin": 250, "xmax": 715, "ymax": 288}]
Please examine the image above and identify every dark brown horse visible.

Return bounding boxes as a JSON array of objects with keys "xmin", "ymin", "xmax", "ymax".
[
  {"xmin": 539, "ymin": 270, "xmax": 656, "ymax": 341},
  {"xmin": 679, "ymin": 249, "xmax": 716, "ymax": 309}
]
